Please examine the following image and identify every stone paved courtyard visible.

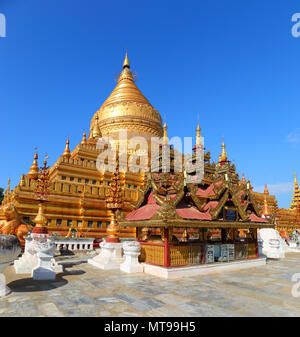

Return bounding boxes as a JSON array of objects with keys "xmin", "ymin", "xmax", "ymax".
[{"xmin": 1, "ymin": 252, "xmax": 300, "ymax": 317}]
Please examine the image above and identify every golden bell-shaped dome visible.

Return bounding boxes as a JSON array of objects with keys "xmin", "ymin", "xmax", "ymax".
[{"xmin": 89, "ymin": 51, "xmax": 163, "ymax": 142}]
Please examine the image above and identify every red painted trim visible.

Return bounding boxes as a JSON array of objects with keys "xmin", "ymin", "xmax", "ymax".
[
  {"xmin": 32, "ymin": 227, "xmax": 48, "ymax": 234},
  {"xmin": 106, "ymin": 237, "xmax": 120, "ymax": 243}
]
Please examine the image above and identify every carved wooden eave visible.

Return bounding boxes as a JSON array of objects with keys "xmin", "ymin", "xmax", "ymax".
[
  {"xmin": 118, "ymin": 218, "xmax": 275, "ymax": 229},
  {"xmin": 186, "ymin": 184, "xmax": 208, "ymax": 211},
  {"xmin": 247, "ymin": 190, "xmax": 263, "ymax": 216}
]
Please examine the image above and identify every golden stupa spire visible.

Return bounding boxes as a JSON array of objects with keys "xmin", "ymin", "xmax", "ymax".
[
  {"xmin": 7, "ymin": 177, "xmax": 10, "ymax": 193},
  {"xmin": 92, "ymin": 115, "xmax": 102, "ymax": 139},
  {"xmin": 123, "ymin": 48, "xmax": 130, "ymax": 69},
  {"xmin": 291, "ymin": 173, "xmax": 300, "ymax": 209},
  {"xmin": 264, "ymin": 184, "xmax": 269, "ymax": 195},
  {"xmin": 162, "ymin": 122, "xmax": 168, "ymax": 145},
  {"xmin": 241, "ymin": 173, "xmax": 246, "ymax": 183},
  {"xmin": 81, "ymin": 130, "xmax": 87, "ymax": 144},
  {"xmin": 28, "ymin": 148, "xmax": 39, "ymax": 180},
  {"xmin": 63, "ymin": 138, "xmax": 71, "ymax": 158},
  {"xmin": 262, "ymin": 194, "xmax": 270, "ymax": 217},
  {"xmin": 196, "ymin": 122, "xmax": 202, "ymax": 146},
  {"xmin": 221, "ymin": 140, "xmax": 227, "ymax": 161}
]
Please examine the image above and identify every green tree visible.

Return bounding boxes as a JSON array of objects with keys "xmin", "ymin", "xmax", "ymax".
[{"xmin": 0, "ymin": 187, "xmax": 4, "ymax": 204}]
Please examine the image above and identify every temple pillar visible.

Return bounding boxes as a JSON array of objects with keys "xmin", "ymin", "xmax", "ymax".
[
  {"xmin": 163, "ymin": 227, "xmax": 170, "ymax": 268},
  {"xmin": 254, "ymin": 228, "xmax": 258, "ymax": 258}
]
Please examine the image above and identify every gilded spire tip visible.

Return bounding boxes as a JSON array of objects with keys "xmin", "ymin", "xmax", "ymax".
[{"xmin": 123, "ymin": 49, "xmax": 130, "ymax": 69}]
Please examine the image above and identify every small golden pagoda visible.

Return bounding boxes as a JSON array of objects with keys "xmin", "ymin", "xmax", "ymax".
[
  {"xmin": 291, "ymin": 173, "xmax": 300, "ymax": 209},
  {"xmin": 275, "ymin": 173, "xmax": 300, "ymax": 236}
]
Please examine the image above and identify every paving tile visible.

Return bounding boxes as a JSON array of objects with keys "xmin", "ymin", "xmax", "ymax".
[
  {"xmin": 154, "ymin": 293, "xmax": 191, "ymax": 305},
  {"xmin": 3, "ymin": 252, "xmax": 300, "ymax": 317}
]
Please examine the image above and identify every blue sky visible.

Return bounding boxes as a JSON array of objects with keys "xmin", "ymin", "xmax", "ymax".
[{"xmin": 0, "ymin": 0, "xmax": 299, "ymax": 208}]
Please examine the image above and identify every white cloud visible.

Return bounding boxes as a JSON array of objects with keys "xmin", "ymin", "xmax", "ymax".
[
  {"xmin": 254, "ymin": 182, "xmax": 294, "ymax": 196},
  {"xmin": 287, "ymin": 129, "xmax": 300, "ymax": 144}
]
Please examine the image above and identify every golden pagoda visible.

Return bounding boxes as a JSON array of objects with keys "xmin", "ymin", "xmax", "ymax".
[
  {"xmin": 273, "ymin": 174, "xmax": 300, "ymax": 236},
  {"xmin": 0, "ymin": 51, "xmax": 278, "ymax": 241},
  {"xmin": 89, "ymin": 51, "xmax": 163, "ymax": 142},
  {"xmin": 291, "ymin": 173, "xmax": 300, "ymax": 209}
]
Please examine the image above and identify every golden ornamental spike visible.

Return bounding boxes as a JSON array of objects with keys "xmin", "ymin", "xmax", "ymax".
[
  {"xmin": 81, "ymin": 130, "xmax": 87, "ymax": 144},
  {"xmin": 162, "ymin": 122, "xmax": 168, "ymax": 145},
  {"xmin": 262, "ymin": 194, "xmax": 270, "ymax": 217},
  {"xmin": 123, "ymin": 48, "xmax": 130, "ymax": 69},
  {"xmin": 28, "ymin": 149, "xmax": 39, "ymax": 180},
  {"xmin": 196, "ymin": 122, "xmax": 201, "ymax": 146},
  {"xmin": 221, "ymin": 140, "xmax": 227, "ymax": 161},
  {"xmin": 63, "ymin": 138, "xmax": 71, "ymax": 158}
]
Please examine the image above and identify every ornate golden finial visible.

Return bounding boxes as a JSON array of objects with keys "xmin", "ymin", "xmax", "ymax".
[
  {"xmin": 221, "ymin": 140, "xmax": 227, "ymax": 161},
  {"xmin": 264, "ymin": 184, "xmax": 269, "ymax": 195},
  {"xmin": 7, "ymin": 178, "xmax": 10, "ymax": 193},
  {"xmin": 34, "ymin": 154, "xmax": 51, "ymax": 202},
  {"xmin": 3, "ymin": 178, "xmax": 11, "ymax": 203},
  {"xmin": 20, "ymin": 175, "xmax": 25, "ymax": 187},
  {"xmin": 196, "ymin": 122, "xmax": 201, "ymax": 146},
  {"xmin": 81, "ymin": 130, "xmax": 87, "ymax": 144},
  {"xmin": 295, "ymin": 173, "xmax": 298, "ymax": 188},
  {"xmin": 92, "ymin": 115, "xmax": 101, "ymax": 139},
  {"xmin": 162, "ymin": 122, "xmax": 168, "ymax": 145},
  {"xmin": 262, "ymin": 194, "xmax": 270, "ymax": 217},
  {"xmin": 105, "ymin": 150, "xmax": 124, "ymax": 243},
  {"xmin": 241, "ymin": 173, "xmax": 246, "ymax": 183},
  {"xmin": 63, "ymin": 138, "xmax": 71, "ymax": 158},
  {"xmin": 123, "ymin": 48, "xmax": 130, "ymax": 69},
  {"xmin": 28, "ymin": 149, "xmax": 39, "ymax": 180}
]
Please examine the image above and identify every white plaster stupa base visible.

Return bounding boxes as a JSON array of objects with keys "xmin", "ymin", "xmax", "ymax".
[
  {"xmin": 88, "ymin": 242, "xmax": 124, "ymax": 270},
  {"xmin": 14, "ymin": 253, "xmax": 38, "ymax": 274},
  {"xmin": 120, "ymin": 241, "xmax": 143, "ymax": 274},
  {"xmin": 0, "ymin": 265, "xmax": 11, "ymax": 298},
  {"xmin": 31, "ymin": 243, "xmax": 57, "ymax": 281}
]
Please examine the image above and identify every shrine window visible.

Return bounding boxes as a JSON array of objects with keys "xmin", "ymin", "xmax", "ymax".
[
  {"xmin": 77, "ymin": 220, "xmax": 82, "ymax": 227},
  {"xmin": 133, "ymin": 185, "xmax": 137, "ymax": 189},
  {"xmin": 88, "ymin": 221, "xmax": 93, "ymax": 228},
  {"xmin": 97, "ymin": 221, "xmax": 101, "ymax": 228},
  {"xmin": 128, "ymin": 184, "xmax": 131, "ymax": 188},
  {"xmin": 106, "ymin": 222, "xmax": 110, "ymax": 227},
  {"xmin": 67, "ymin": 220, "xmax": 72, "ymax": 227},
  {"xmin": 70, "ymin": 177, "xmax": 74, "ymax": 182},
  {"xmin": 78, "ymin": 178, "xmax": 82, "ymax": 183},
  {"xmin": 85, "ymin": 179, "xmax": 89, "ymax": 184},
  {"xmin": 23, "ymin": 217, "xmax": 30, "ymax": 224},
  {"xmin": 56, "ymin": 219, "xmax": 62, "ymax": 226},
  {"xmin": 62, "ymin": 176, "xmax": 66, "ymax": 180},
  {"xmin": 92, "ymin": 180, "xmax": 96, "ymax": 185}
]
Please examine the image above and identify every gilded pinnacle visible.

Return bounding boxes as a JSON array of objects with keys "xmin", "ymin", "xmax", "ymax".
[{"xmin": 123, "ymin": 49, "xmax": 130, "ymax": 69}]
